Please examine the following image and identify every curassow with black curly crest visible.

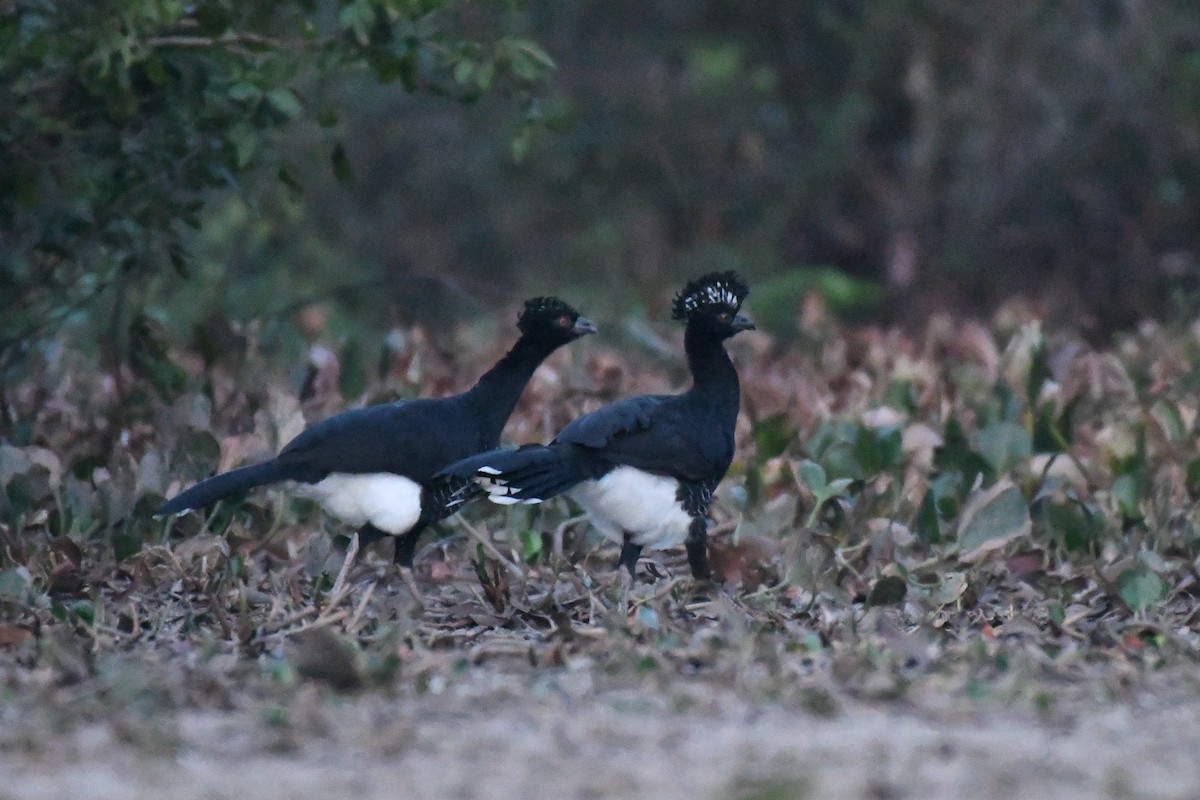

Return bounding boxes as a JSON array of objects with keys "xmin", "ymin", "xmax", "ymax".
[
  {"xmin": 158, "ymin": 297, "xmax": 596, "ymax": 587},
  {"xmin": 439, "ymin": 272, "xmax": 754, "ymax": 581}
]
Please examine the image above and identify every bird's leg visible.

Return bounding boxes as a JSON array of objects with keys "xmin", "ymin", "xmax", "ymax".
[
  {"xmin": 393, "ymin": 528, "xmax": 421, "ymax": 567},
  {"xmin": 617, "ymin": 532, "xmax": 640, "ymax": 614},
  {"xmin": 684, "ymin": 516, "xmax": 712, "ymax": 581},
  {"xmin": 355, "ymin": 523, "xmax": 390, "ymax": 550},
  {"xmin": 617, "ymin": 534, "xmax": 643, "ymax": 578},
  {"xmin": 393, "ymin": 524, "xmax": 426, "ymax": 608}
]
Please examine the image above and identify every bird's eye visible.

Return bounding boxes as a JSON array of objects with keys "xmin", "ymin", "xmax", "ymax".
[
  {"xmin": 557, "ymin": 315, "xmax": 572, "ymax": 327},
  {"xmin": 716, "ymin": 311, "xmax": 730, "ymax": 323}
]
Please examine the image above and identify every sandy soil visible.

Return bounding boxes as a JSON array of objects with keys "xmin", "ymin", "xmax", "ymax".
[{"xmin": 6, "ymin": 671, "xmax": 1200, "ymax": 800}]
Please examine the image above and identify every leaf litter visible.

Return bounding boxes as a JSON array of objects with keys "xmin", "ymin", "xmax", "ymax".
[{"xmin": 4, "ymin": 301, "xmax": 1200, "ymax": 797}]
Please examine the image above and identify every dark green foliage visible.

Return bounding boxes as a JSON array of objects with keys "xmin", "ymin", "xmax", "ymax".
[
  {"xmin": 0, "ymin": 0, "xmax": 552, "ymax": 373},
  {"xmin": 867, "ymin": 574, "xmax": 907, "ymax": 607},
  {"xmin": 917, "ymin": 473, "xmax": 962, "ymax": 545},
  {"xmin": 854, "ymin": 425, "xmax": 902, "ymax": 476},
  {"xmin": 934, "ymin": 418, "xmax": 993, "ymax": 494},
  {"xmin": 752, "ymin": 413, "xmax": 794, "ymax": 460}
]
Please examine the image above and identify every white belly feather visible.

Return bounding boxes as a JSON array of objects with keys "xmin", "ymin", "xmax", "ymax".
[
  {"xmin": 569, "ymin": 466, "xmax": 692, "ymax": 550},
  {"xmin": 294, "ymin": 472, "xmax": 422, "ymax": 534}
]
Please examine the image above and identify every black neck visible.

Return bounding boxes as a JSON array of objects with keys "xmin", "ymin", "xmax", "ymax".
[
  {"xmin": 462, "ymin": 335, "xmax": 560, "ymax": 438},
  {"xmin": 684, "ymin": 322, "xmax": 740, "ymax": 406}
]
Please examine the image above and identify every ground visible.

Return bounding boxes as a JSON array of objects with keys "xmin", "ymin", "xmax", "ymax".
[
  {"xmin": 5, "ymin": 309, "xmax": 1200, "ymax": 798},
  {"xmin": 3, "ymin": 545, "xmax": 1200, "ymax": 800},
  {"xmin": 5, "ymin": 608, "xmax": 1200, "ymax": 800}
]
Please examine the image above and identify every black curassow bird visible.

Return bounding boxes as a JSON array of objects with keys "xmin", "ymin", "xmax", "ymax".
[
  {"xmin": 158, "ymin": 297, "xmax": 596, "ymax": 588},
  {"xmin": 439, "ymin": 272, "xmax": 754, "ymax": 581}
]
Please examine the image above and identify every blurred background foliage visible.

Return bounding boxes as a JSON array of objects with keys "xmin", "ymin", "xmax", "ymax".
[
  {"xmin": 4, "ymin": 0, "xmax": 1200, "ymax": 379},
  {"xmin": 0, "ymin": 0, "xmax": 553, "ymax": 374}
]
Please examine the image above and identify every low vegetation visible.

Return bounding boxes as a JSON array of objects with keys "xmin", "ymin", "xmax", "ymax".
[{"xmin": 3, "ymin": 299, "xmax": 1200, "ymax": 795}]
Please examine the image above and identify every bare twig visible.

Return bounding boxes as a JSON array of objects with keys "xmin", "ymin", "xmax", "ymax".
[
  {"xmin": 146, "ymin": 31, "xmax": 282, "ymax": 49},
  {"xmin": 552, "ymin": 514, "xmax": 587, "ymax": 563},
  {"xmin": 293, "ymin": 609, "xmax": 351, "ymax": 633},
  {"xmin": 453, "ymin": 516, "xmax": 524, "ymax": 580},
  {"xmin": 330, "ymin": 531, "xmax": 360, "ymax": 599},
  {"xmin": 256, "ymin": 605, "xmax": 320, "ymax": 637},
  {"xmin": 346, "ymin": 582, "xmax": 378, "ymax": 634}
]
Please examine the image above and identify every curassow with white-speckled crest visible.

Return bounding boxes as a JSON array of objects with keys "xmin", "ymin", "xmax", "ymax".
[
  {"xmin": 438, "ymin": 272, "xmax": 754, "ymax": 580},
  {"xmin": 157, "ymin": 297, "xmax": 596, "ymax": 585}
]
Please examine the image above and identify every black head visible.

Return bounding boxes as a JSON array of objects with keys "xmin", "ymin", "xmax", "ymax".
[
  {"xmin": 671, "ymin": 271, "xmax": 755, "ymax": 338},
  {"xmin": 517, "ymin": 296, "xmax": 597, "ymax": 343}
]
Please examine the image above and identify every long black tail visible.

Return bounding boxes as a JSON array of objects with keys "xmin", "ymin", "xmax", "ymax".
[
  {"xmin": 157, "ymin": 460, "xmax": 292, "ymax": 516},
  {"xmin": 439, "ymin": 444, "xmax": 587, "ymax": 505}
]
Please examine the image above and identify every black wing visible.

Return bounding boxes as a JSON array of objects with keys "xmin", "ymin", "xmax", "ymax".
[
  {"xmin": 553, "ymin": 395, "xmax": 667, "ymax": 448},
  {"xmin": 277, "ymin": 398, "xmax": 482, "ymax": 482},
  {"xmin": 557, "ymin": 394, "xmax": 734, "ymax": 482}
]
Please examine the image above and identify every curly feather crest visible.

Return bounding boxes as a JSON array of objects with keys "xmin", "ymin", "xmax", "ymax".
[
  {"xmin": 671, "ymin": 271, "xmax": 749, "ymax": 321},
  {"xmin": 518, "ymin": 296, "xmax": 579, "ymax": 330}
]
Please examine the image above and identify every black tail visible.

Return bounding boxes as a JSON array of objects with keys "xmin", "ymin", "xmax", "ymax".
[
  {"xmin": 439, "ymin": 444, "xmax": 586, "ymax": 505},
  {"xmin": 157, "ymin": 460, "xmax": 292, "ymax": 516}
]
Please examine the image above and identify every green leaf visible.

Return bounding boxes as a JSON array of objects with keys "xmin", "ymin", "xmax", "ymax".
[
  {"xmin": 821, "ymin": 441, "xmax": 864, "ymax": 482},
  {"xmin": 934, "ymin": 417, "xmax": 993, "ymax": 493},
  {"xmin": 1032, "ymin": 399, "xmax": 1072, "ymax": 452},
  {"xmin": 265, "ymin": 88, "xmax": 303, "ymax": 120},
  {"xmin": 227, "ymin": 82, "xmax": 262, "ymax": 103},
  {"xmin": 825, "ymin": 478, "xmax": 854, "ymax": 495},
  {"xmin": 338, "ymin": 0, "xmax": 376, "ymax": 42},
  {"xmin": 70, "ymin": 600, "xmax": 95, "ymax": 626},
  {"xmin": 1116, "ymin": 568, "xmax": 1165, "ymax": 612},
  {"xmin": 453, "ymin": 58, "xmax": 475, "ymax": 85},
  {"xmin": 506, "ymin": 39, "xmax": 556, "ymax": 81},
  {"xmin": 868, "ymin": 575, "xmax": 907, "ymax": 606},
  {"xmin": 474, "ymin": 60, "xmax": 496, "ymax": 91},
  {"xmin": 1026, "ymin": 333, "xmax": 1050, "ymax": 406},
  {"xmin": 1044, "ymin": 498, "xmax": 1095, "ymax": 552},
  {"xmin": 227, "ymin": 122, "xmax": 258, "ymax": 169},
  {"xmin": 1150, "ymin": 400, "xmax": 1187, "ymax": 442},
  {"xmin": 883, "ymin": 380, "xmax": 916, "ymax": 412},
  {"xmin": 917, "ymin": 487, "xmax": 941, "ymax": 544},
  {"xmin": 854, "ymin": 425, "xmax": 902, "ymax": 474},
  {"xmin": 917, "ymin": 472, "xmax": 961, "ymax": 544},
  {"xmin": 957, "ymin": 481, "xmax": 1031, "ymax": 559},
  {"xmin": 472, "ymin": 543, "xmax": 489, "ymax": 583},
  {"xmin": 518, "ymin": 529, "xmax": 543, "ymax": 563},
  {"xmin": 797, "ymin": 460, "xmax": 827, "ymax": 493},
  {"xmin": 0, "ymin": 568, "xmax": 32, "ymax": 603},
  {"xmin": 974, "ymin": 421, "xmax": 1032, "ymax": 473},
  {"xmin": 753, "ymin": 413, "xmax": 794, "ymax": 459},
  {"xmin": 277, "ymin": 165, "xmax": 303, "ymax": 197},
  {"xmin": 510, "ymin": 120, "xmax": 535, "ymax": 163},
  {"xmin": 142, "ymin": 55, "xmax": 167, "ymax": 86},
  {"xmin": 1111, "ymin": 474, "xmax": 1141, "ymax": 520},
  {"xmin": 750, "ymin": 268, "xmax": 884, "ymax": 328},
  {"xmin": 1187, "ymin": 457, "xmax": 1200, "ymax": 498}
]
